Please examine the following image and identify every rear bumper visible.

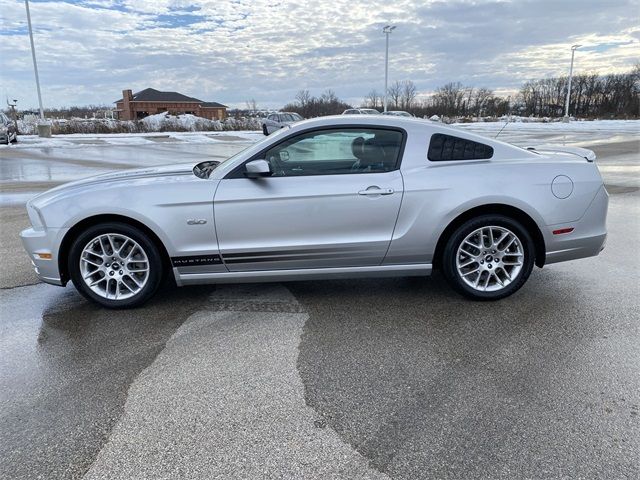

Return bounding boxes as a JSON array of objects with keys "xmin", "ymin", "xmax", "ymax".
[
  {"xmin": 544, "ymin": 185, "xmax": 609, "ymax": 265},
  {"xmin": 20, "ymin": 227, "xmax": 68, "ymax": 286}
]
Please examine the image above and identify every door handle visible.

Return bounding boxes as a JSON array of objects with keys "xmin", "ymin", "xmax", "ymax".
[{"xmin": 358, "ymin": 187, "xmax": 394, "ymax": 196}]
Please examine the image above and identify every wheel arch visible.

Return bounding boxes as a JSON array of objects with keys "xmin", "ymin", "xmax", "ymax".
[
  {"xmin": 58, "ymin": 214, "xmax": 172, "ymax": 285},
  {"xmin": 433, "ymin": 203, "xmax": 546, "ymax": 270}
]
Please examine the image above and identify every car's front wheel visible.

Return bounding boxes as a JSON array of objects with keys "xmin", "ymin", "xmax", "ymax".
[
  {"xmin": 262, "ymin": 124, "xmax": 269, "ymax": 136},
  {"xmin": 442, "ymin": 215, "xmax": 535, "ymax": 300},
  {"xmin": 68, "ymin": 222, "xmax": 164, "ymax": 308}
]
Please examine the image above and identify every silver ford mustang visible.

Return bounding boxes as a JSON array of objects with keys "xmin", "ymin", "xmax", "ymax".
[{"xmin": 21, "ymin": 116, "xmax": 608, "ymax": 308}]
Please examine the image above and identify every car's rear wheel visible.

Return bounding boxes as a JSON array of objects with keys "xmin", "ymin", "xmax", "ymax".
[
  {"xmin": 442, "ymin": 215, "xmax": 535, "ymax": 300},
  {"xmin": 68, "ymin": 222, "xmax": 163, "ymax": 308}
]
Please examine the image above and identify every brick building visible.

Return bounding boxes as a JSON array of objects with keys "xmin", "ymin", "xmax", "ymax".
[{"xmin": 114, "ymin": 88, "xmax": 227, "ymax": 121}]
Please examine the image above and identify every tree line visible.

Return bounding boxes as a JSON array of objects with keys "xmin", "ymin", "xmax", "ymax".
[
  {"xmin": 282, "ymin": 90, "xmax": 351, "ymax": 118},
  {"xmin": 519, "ymin": 65, "xmax": 639, "ymax": 118},
  {"xmin": 281, "ymin": 65, "xmax": 639, "ymax": 119}
]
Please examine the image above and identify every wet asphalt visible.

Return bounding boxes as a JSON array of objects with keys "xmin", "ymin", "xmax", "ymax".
[{"xmin": 0, "ymin": 129, "xmax": 638, "ymax": 479}]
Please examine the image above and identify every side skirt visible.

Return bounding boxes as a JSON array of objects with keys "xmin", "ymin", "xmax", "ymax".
[{"xmin": 174, "ymin": 263, "xmax": 432, "ymax": 286}]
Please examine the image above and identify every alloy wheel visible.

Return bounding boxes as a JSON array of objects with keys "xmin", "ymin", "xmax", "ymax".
[
  {"xmin": 79, "ymin": 233, "xmax": 150, "ymax": 300},
  {"xmin": 455, "ymin": 225, "xmax": 524, "ymax": 292}
]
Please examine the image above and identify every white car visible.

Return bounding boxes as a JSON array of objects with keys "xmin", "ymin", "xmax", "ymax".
[
  {"xmin": 21, "ymin": 115, "xmax": 608, "ymax": 308},
  {"xmin": 382, "ymin": 111, "xmax": 413, "ymax": 117},
  {"xmin": 262, "ymin": 112, "xmax": 303, "ymax": 135},
  {"xmin": 342, "ymin": 109, "xmax": 380, "ymax": 115}
]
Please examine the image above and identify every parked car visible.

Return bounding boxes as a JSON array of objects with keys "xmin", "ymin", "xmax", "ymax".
[
  {"xmin": 261, "ymin": 112, "xmax": 303, "ymax": 135},
  {"xmin": 0, "ymin": 112, "xmax": 17, "ymax": 145},
  {"xmin": 342, "ymin": 108, "xmax": 380, "ymax": 115},
  {"xmin": 382, "ymin": 111, "xmax": 413, "ymax": 117},
  {"xmin": 21, "ymin": 115, "xmax": 608, "ymax": 308}
]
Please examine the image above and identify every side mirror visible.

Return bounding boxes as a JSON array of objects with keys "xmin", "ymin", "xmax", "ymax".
[{"xmin": 244, "ymin": 159, "xmax": 272, "ymax": 178}]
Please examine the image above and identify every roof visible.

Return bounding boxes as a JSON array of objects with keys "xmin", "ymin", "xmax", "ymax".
[
  {"xmin": 200, "ymin": 101, "xmax": 228, "ymax": 108},
  {"xmin": 114, "ymin": 88, "xmax": 203, "ymax": 104}
]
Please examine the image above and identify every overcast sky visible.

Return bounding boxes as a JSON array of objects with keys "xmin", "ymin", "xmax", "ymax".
[{"xmin": 0, "ymin": 0, "xmax": 638, "ymax": 110}]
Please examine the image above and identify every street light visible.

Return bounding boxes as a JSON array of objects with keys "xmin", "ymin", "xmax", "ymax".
[
  {"xmin": 382, "ymin": 25, "xmax": 396, "ymax": 112},
  {"xmin": 564, "ymin": 44, "xmax": 581, "ymax": 120},
  {"xmin": 24, "ymin": 0, "xmax": 50, "ymax": 137}
]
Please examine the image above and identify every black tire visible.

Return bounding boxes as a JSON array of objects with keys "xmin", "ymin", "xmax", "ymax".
[
  {"xmin": 68, "ymin": 222, "xmax": 164, "ymax": 308},
  {"xmin": 262, "ymin": 124, "xmax": 269, "ymax": 136},
  {"xmin": 442, "ymin": 214, "xmax": 535, "ymax": 300}
]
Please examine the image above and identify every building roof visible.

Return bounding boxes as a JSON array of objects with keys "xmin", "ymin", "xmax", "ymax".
[
  {"xmin": 200, "ymin": 101, "xmax": 228, "ymax": 108},
  {"xmin": 114, "ymin": 88, "xmax": 203, "ymax": 104}
]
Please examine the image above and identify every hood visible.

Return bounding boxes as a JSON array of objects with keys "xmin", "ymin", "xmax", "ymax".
[{"xmin": 30, "ymin": 163, "xmax": 195, "ymax": 206}]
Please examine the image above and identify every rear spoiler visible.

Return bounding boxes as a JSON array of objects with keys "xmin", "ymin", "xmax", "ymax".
[{"xmin": 526, "ymin": 145, "xmax": 596, "ymax": 162}]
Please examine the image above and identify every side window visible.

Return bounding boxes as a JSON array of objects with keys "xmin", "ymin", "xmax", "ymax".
[
  {"xmin": 262, "ymin": 128, "xmax": 403, "ymax": 177},
  {"xmin": 428, "ymin": 133, "xmax": 494, "ymax": 161}
]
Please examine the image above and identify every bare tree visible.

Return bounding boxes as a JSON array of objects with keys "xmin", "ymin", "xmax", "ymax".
[
  {"xmin": 400, "ymin": 80, "xmax": 417, "ymax": 110},
  {"xmin": 473, "ymin": 88, "xmax": 493, "ymax": 116},
  {"xmin": 295, "ymin": 89, "xmax": 311, "ymax": 107},
  {"xmin": 364, "ymin": 89, "xmax": 381, "ymax": 109},
  {"xmin": 432, "ymin": 82, "xmax": 465, "ymax": 116},
  {"xmin": 387, "ymin": 81, "xmax": 403, "ymax": 109},
  {"xmin": 245, "ymin": 99, "xmax": 257, "ymax": 113}
]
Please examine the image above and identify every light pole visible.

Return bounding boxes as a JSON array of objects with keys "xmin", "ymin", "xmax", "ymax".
[
  {"xmin": 382, "ymin": 25, "xmax": 396, "ymax": 112},
  {"xmin": 564, "ymin": 44, "xmax": 581, "ymax": 120},
  {"xmin": 25, "ymin": 0, "xmax": 50, "ymax": 136}
]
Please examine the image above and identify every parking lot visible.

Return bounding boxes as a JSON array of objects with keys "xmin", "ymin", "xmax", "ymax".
[{"xmin": 0, "ymin": 124, "xmax": 638, "ymax": 479}]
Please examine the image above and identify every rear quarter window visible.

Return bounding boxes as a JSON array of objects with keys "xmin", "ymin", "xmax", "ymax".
[{"xmin": 428, "ymin": 133, "xmax": 494, "ymax": 161}]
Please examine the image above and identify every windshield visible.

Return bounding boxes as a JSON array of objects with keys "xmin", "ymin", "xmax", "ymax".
[{"xmin": 200, "ymin": 127, "xmax": 293, "ymax": 178}]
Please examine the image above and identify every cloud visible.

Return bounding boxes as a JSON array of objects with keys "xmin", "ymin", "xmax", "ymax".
[{"xmin": 0, "ymin": 0, "xmax": 638, "ymax": 109}]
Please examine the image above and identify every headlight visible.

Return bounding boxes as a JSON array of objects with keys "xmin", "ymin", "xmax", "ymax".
[
  {"xmin": 0, "ymin": 125, "xmax": 7, "ymax": 133},
  {"xmin": 27, "ymin": 202, "xmax": 46, "ymax": 230}
]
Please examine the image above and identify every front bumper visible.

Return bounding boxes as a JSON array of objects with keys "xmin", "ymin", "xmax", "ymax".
[
  {"xmin": 544, "ymin": 185, "xmax": 609, "ymax": 265},
  {"xmin": 20, "ymin": 227, "xmax": 68, "ymax": 286}
]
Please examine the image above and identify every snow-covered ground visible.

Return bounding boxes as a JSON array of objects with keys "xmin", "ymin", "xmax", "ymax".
[
  {"xmin": 3, "ymin": 119, "xmax": 637, "ymax": 151},
  {"xmin": 453, "ymin": 119, "xmax": 639, "ymax": 147},
  {"xmin": 1, "ymin": 130, "xmax": 264, "ymax": 150},
  {"xmin": 453, "ymin": 119, "xmax": 638, "ymax": 133}
]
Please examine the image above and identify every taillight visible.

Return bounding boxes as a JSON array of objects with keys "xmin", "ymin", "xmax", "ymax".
[{"xmin": 552, "ymin": 227, "xmax": 574, "ymax": 235}]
